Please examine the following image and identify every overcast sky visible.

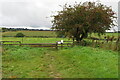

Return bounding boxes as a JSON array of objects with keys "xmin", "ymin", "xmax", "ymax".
[{"xmin": 0, "ymin": 0, "xmax": 119, "ymax": 30}]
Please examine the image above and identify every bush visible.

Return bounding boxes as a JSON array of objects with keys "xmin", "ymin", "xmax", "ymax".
[{"xmin": 15, "ymin": 33, "xmax": 25, "ymax": 37}]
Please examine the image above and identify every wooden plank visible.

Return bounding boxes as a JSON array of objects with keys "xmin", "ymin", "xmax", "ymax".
[
  {"xmin": 63, "ymin": 41, "xmax": 73, "ymax": 42},
  {"xmin": 22, "ymin": 43, "xmax": 56, "ymax": 45},
  {"xmin": 1, "ymin": 44, "xmax": 20, "ymax": 45},
  {"xmin": 57, "ymin": 46, "xmax": 72, "ymax": 47},
  {"xmin": 1, "ymin": 42, "xmax": 73, "ymax": 48},
  {"xmin": 0, "ymin": 41, "xmax": 21, "ymax": 42},
  {"xmin": 30, "ymin": 46, "xmax": 56, "ymax": 47},
  {"xmin": 57, "ymin": 43, "xmax": 73, "ymax": 45},
  {"xmin": 1, "ymin": 43, "xmax": 72, "ymax": 45},
  {"xmin": 1, "ymin": 43, "xmax": 56, "ymax": 45}
]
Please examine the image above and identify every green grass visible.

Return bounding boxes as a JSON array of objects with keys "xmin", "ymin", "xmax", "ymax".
[
  {"xmin": 2, "ymin": 37, "xmax": 119, "ymax": 51},
  {"xmin": 2, "ymin": 31, "xmax": 119, "ymax": 78},
  {"xmin": 2, "ymin": 37, "xmax": 71, "ymax": 43},
  {"xmin": 2, "ymin": 31, "xmax": 118, "ymax": 38},
  {"xmin": 2, "ymin": 31, "xmax": 56, "ymax": 37},
  {"xmin": 2, "ymin": 45, "xmax": 118, "ymax": 78},
  {"xmin": 88, "ymin": 33, "xmax": 118, "ymax": 38}
]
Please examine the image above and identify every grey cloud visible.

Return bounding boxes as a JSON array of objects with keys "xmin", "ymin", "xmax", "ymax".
[
  {"xmin": 0, "ymin": 1, "xmax": 52, "ymax": 28},
  {"xmin": 0, "ymin": 0, "xmax": 119, "ymax": 29}
]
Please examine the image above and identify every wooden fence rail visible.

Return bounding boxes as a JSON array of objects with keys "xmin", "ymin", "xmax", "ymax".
[
  {"xmin": 1, "ymin": 41, "xmax": 73, "ymax": 49},
  {"xmin": 0, "ymin": 41, "xmax": 21, "ymax": 45},
  {"xmin": 1, "ymin": 40, "xmax": 119, "ymax": 51}
]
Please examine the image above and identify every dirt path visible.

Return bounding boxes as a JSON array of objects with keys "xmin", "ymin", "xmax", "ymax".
[{"xmin": 41, "ymin": 52, "xmax": 61, "ymax": 78}]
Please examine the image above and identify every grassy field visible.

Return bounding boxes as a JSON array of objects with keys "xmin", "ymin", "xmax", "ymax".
[
  {"xmin": 2, "ymin": 37, "xmax": 71, "ymax": 44},
  {"xmin": 2, "ymin": 30, "xmax": 118, "ymax": 38},
  {"xmin": 89, "ymin": 33, "xmax": 118, "ymax": 38},
  {"xmin": 2, "ymin": 45, "xmax": 118, "ymax": 78},
  {"xmin": 2, "ymin": 31, "xmax": 56, "ymax": 37},
  {"xmin": 1, "ymin": 31, "xmax": 119, "ymax": 78}
]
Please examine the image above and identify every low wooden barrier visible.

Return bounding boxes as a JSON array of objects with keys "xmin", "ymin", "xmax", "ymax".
[
  {"xmin": 56, "ymin": 40, "xmax": 74, "ymax": 48},
  {"xmin": 0, "ymin": 41, "xmax": 72, "ymax": 49},
  {"xmin": 1, "ymin": 40, "xmax": 73, "ymax": 49},
  {"xmin": 2, "ymin": 36, "xmax": 57, "ymax": 38},
  {"xmin": 22, "ymin": 43, "xmax": 58, "ymax": 49}
]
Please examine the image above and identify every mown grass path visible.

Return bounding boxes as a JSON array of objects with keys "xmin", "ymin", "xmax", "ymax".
[{"xmin": 43, "ymin": 52, "xmax": 61, "ymax": 78}]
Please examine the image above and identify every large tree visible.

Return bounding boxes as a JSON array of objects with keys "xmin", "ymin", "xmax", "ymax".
[{"xmin": 52, "ymin": 2, "xmax": 117, "ymax": 42}]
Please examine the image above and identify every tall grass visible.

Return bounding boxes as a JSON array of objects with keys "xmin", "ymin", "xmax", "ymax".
[{"xmin": 74, "ymin": 40, "xmax": 120, "ymax": 51}]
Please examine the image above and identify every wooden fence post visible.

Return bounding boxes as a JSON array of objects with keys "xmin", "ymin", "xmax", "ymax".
[
  {"xmin": 56, "ymin": 42, "xmax": 58, "ymax": 49},
  {"xmin": 73, "ymin": 41, "xmax": 75, "ymax": 47},
  {"xmin": 61, "ymin": 43, "xmax": 63, "ymax": 49},
  {"xmin": 19, "ymin": 41, "xmax": 21, "ymax": 46}
]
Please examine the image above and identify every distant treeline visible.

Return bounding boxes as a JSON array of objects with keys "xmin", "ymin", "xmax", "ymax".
[
  {"xmin": 1, "ymin": 27, "xmax": 120, "ymax": 33},
  {"xmin": 1, "ymin": 27, "xmax": 54, "ymax": 32}
]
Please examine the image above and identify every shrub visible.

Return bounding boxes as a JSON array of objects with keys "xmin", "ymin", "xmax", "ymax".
[{"xmin": 15, "ymin": 33, "xmax": 25, "ymax": 37}]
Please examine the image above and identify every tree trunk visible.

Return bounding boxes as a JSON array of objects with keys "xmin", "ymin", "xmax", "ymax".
[
  {"xmin": 80, "ymin": 34, "xmax": 85, "ymax": 41},
  {"xmin": 75, "ymin": 36, "xmax": 80, "ymax": 43},
  {"xmin": 75, "ymin": 27, "xmax": 80, "ymax": 43}
]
